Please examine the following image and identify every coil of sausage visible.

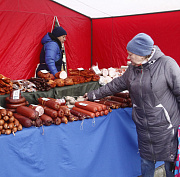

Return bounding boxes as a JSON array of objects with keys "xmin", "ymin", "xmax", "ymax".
[
  {"xmin": 5, "ymin": 96, "xmax": 26, "ymax": 104},
  {"xmin": 6, "ymin": 101, "xmax": 29, "ymax": 109}
]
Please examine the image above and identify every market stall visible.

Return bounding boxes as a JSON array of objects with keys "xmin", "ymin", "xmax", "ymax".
[{"xmin": 0, "ymin": 107, "xmax": 163, "ymax": 177}]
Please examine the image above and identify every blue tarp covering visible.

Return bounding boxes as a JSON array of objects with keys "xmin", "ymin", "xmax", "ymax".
[{"xmin": 0, "ymin": 108, "xmax": 162, "ymax": 177}]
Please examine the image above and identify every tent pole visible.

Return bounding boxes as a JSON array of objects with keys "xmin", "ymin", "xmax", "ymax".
[{"xmin": 91, "ymin": 18, "xmax": 93, "ymax": 67}]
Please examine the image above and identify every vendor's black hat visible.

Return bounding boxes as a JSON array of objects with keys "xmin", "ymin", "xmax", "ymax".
[{"xmin": 52, "ymin": 26, "xmax": 67, "ymax": 37}]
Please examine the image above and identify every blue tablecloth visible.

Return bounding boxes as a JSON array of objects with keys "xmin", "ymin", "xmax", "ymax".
[{"xmin": 0, "ymin": 108, "xmax": 162, "ymax": 177}]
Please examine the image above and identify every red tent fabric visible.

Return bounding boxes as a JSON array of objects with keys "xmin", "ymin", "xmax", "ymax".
[
  {"xmin": 92, "ymin": 11, "xmax": 180, "ymax": 69},
  {"xmin": 0, "ymin": 0, "xmax": 91, "ymax": 79}
]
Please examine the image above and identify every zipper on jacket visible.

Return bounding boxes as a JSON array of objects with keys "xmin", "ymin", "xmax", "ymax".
[{"xmin": 140, "ymin": 66, "xmax": 156, "ymax": 161}]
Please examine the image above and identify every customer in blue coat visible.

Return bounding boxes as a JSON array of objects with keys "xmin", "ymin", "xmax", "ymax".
[
  {"xmin": 84, "ymin": 33, "xmax": 180, "ymax": 177},
  {"xmin": 36, "ymin": 26, "xmax": 67, "ymax": 77}
]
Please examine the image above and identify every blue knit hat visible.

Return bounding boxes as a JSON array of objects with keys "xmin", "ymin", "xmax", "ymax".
[
  {"xmin": 127, "ymin": 33, "xmax": 154, "ymax": 56},
  {"xmin": 52, "ymin": 26, "xmax": 67, "ymax": 37}
]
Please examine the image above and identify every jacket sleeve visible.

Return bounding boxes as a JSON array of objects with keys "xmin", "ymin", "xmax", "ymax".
[
  {"xmin": 87, "ymin": 68, "xmax": 129, "ymax": 101},
  {"xmin": 164, "ymin": 57, "xmax": 180, "ymax": 103},
  {"xmin": 44, "ymin": 42, "xmax": 59, "ymax": 76}
]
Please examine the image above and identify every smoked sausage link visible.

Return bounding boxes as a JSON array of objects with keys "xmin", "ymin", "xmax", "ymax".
[
  {"xmin": 14, "ymin": 113, "xmax": 33, "ymax": 128},
  {"xmin": 75, "ymin": 101, "xmax": 98, "ymax": 113},
  {"xmin": 38, "ymin": 97, "xmax": 60, "ymax": 111},
  {"xmin": 16, "ymin": 106, "xmax": 39, "ymax": 120},
  {"xmin": 40, "ymin": 114, "xmax": 53, "ymax": 126},
  {"xmin": 72, "ymin": 106, "xmax": 95, "ymax": 118}
]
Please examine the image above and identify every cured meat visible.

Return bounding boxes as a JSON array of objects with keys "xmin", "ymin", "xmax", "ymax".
[
  {"xmin": 75, "ymin": 102, "xmax": 98, "ymax": 112},
  {"xmin": 72, "ymin": 107, "xmax": 95, "ymax": 118},
  {"xmin": 40, "ymin": 114, "xmax": 53, "ymax": 126},
  {"xmin": 64, "ymin": 77, "xmax": 74, "ymax": 86},
  {"xmin": 29, "ymin": 104, "xmax": 44, "ymax": 116},
  {"xmin": 6, "ymin": 101, "xmax": 29, "ymax": 109},
  {"xmin": 5, "ymin": 96, "xmax": 26, "ymax": 104},
  {"xmin": 38, "ymin": 97, "xmax": 60, "ymax": 111},
  {"xmin": 114, "ymin": 92, "xmax": 130, "ymax": 98},
  {"xmin": 16, "ymin": 106, "xmax": 39, "ymax": 120},
  {"xmin": 41, "ymin": 105, "xmax": 57, "ymax": 119},
  {"xmin": 55, "ymin": 71, "xmax": 67, "ymax": 79},
  {"xmin": 109, "ymin": 96, "xmax": 128, "ymax": 103},
  {"xmin": 54, "ymin": 78, "xmax": 65, "ymax": 87},
  {"xmin": 14, "ymin": 113, "xmax": 33, "ymax": 128}
]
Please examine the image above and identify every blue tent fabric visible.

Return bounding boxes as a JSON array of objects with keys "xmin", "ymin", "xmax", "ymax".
[{"xmin": 0, "ymin": 108, "xmax": 162, "ymax": 177}]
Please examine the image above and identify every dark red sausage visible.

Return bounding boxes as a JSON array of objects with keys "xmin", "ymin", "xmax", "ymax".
[
  {"xmin": 16, "ymin": 106, "xmax": 39, "ymax": 120},
  {"xmin": 40, "ymin": 114, "xmax": 53, "ymax": 126},
  {"xmin": 72, "ymin": 107, "xmax": 95, "ymax": 118},
  {"xmin": 14, "ymin": 113, "xmax": 33, "ymax": 128}
]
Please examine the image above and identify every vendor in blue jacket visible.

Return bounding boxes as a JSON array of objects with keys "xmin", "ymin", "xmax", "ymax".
[
  {"xmin": 84, "ymin": 33, "xmax": 180, "ymax": 177},
  {"xmin": 36, "ymin": 26, "xmax": 67, "ymax": 77}
]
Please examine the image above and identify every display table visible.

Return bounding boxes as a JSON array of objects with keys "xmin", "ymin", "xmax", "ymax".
[
  {"xmin": 0, "ymin": 81, "xmax": 100, "ymax": 107},
  {"xmin": 0, "ymin": 108, "xmax": 162, "ymax": 177}
]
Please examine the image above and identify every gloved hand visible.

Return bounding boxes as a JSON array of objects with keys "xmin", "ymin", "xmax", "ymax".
[{"xmin": 83, "ymin": 93, "xmax": 89, "ymax": 101}]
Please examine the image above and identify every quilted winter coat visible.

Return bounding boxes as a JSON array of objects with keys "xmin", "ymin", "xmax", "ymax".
[
  {"xmin": 87, "ymin": 46, "xmax": 180, "ymax": 162},
  {"xmin": 36, "ymin": 33, "xmax": 63, "ymax": 76}
]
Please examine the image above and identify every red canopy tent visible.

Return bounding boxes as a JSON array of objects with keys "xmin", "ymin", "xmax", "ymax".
[{"xmin": 0, "ymin": 0, "xmax": 91, "ymax": 79}]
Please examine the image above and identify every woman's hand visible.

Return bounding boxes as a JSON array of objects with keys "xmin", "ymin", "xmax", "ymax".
[{"xmin": 83, "ymin": 93, "xmax": 89, "ymax": 101}]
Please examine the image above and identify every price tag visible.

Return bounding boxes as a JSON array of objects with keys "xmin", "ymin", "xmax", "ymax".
[
  {"xmin": 79, "ymin": 103, "xmax": 88, "ymax": 106},
  {"xmin": 13, "ymin": 90, "xmax": 20, "ymax": 99},
  {"xmin": 41, "ymin": 97, "xmax": 50, "ymax": 101}
]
